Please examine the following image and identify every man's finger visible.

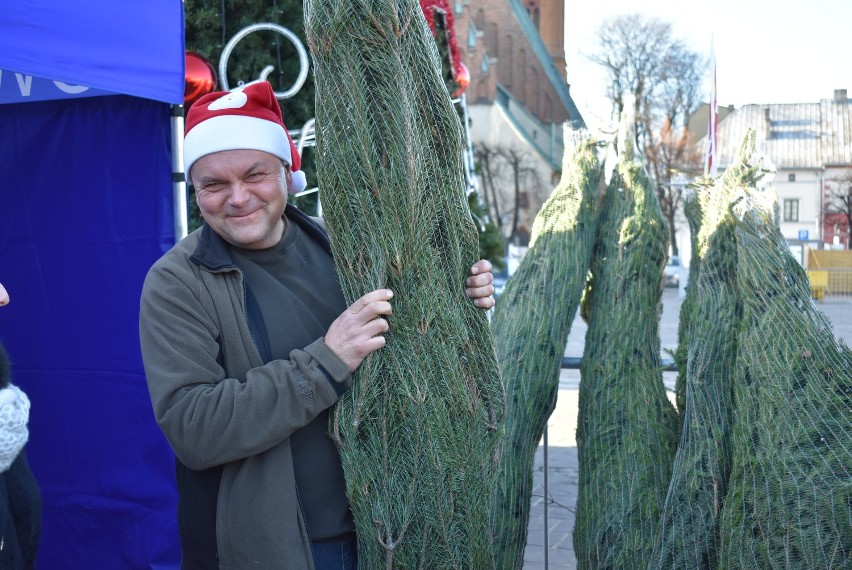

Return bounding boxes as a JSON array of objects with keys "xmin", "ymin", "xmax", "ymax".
[
  {"xmin": 470, "ymin": 259, "xmax": 493, "ymax": 275},
  {"xmin": 350, "ymin": 289, "xmax": 393, "ymax": 314}
]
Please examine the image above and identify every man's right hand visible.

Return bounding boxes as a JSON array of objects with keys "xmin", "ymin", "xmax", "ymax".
[{"xmin": 324, "ymin": 289, "xmax": 393, "ymax": 372}]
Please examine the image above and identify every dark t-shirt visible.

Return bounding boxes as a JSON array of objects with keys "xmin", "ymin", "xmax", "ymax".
[{"xmin": 229, "ymin": 216, "xmax": 352, "ymax": 541}]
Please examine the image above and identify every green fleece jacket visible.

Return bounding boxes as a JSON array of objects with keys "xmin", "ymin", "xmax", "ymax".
[{"xmin": 139, "ymin": 210, "xmax": 352, "ymax": 569}]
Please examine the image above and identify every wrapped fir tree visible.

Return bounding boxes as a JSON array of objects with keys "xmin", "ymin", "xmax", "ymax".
[
  {"xmin": 649, "ymin": 132, "xmax": 766, "ymax": 570},
  {"xmin": 671, "ymin": 190, "xmax": 702, "ymax": 423},
  {"xmin": 305, "ymin": 1, "xmax": 505, "ymax": 567},
  {"xmin": 573, "ymin": 125, "xmax": 679, "ymax": 570},
  {"xmin": 490, "ymin": 132, "xmax": 602, "ymax": 570},
  {"xmin": 717, "ymin": 133, "xmax": 852, "ymax": 570}
]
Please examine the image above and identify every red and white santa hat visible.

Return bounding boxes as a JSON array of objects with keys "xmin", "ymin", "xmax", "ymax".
[{"xmin": 183, "ymin": 81, "xmax": 307, "ymax": 193}]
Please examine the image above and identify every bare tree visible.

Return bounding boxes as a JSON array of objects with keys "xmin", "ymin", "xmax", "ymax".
[
  {"xmin": 474, "ymin": 143, "xmax": 506, "ymax": 230},
  {"xmin": 826, "ymin": 171, "xmax": 852, "ymax": 248},
  {"xmin": 502, "ymin": 147, "xmax": 544, "ymax": 244},
  {"xmin": 586, "ymin": 14, "xmax": 705, "ymax": 255},
  {"xmin": 645, "ymin": 119, "xmax": 702, "ymax": 255},
  {"xmin": 474, "ymin": 143, "xmax": 543, "ymax": 246}
]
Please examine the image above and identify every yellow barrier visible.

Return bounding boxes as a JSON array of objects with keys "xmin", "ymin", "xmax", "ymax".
[
  {"xmin": 808, "ymin": 270, "xmax": 828, "ymax": 300},
  {"xmin": 807, "ymin": 249, "xmax": 852, "ymax": 296}
]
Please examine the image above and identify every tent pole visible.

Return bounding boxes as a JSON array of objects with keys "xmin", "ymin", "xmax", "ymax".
[{"xmin": 171, "ymin": 104, "xmax": 188, "ymax": 243}]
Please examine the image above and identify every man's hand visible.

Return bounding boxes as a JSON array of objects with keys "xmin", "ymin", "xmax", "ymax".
[
  {"xmin": 466, "ymin": 259, "xmax": 496, "ymax": 311},
  {"xmin": 325, "ymin": 289, "xmax": 393, "ymax": 372}
]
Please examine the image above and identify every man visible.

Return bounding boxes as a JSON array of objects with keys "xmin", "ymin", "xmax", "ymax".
[{"xmin": 139, "ymin": 81, "xmax": 495, "ymax": 569}]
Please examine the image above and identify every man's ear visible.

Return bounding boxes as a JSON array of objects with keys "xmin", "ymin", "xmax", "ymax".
[{"xmin": 281, "ymin": 162, "xmax": 294, "ymax": 192}]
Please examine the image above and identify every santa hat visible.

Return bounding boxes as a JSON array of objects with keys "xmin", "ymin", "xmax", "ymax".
[{"xmin": 183, "ymin": 81, "xmax": 307, "ymax": 193}]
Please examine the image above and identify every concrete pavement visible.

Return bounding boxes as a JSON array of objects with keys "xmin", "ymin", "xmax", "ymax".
[{"xmin": 521, "ymin": 289, "xmax": 852, "ymax": 570}]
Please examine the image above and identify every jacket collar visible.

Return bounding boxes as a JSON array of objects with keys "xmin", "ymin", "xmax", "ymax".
[{"xmin": 190, "ymin": 205, "xmax": 331, "ymax": 271}]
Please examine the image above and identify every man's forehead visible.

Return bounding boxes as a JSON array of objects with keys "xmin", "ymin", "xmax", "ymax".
[{"xmin": 193, "ymin": 149, "xmax": 282, "ymax": 176}]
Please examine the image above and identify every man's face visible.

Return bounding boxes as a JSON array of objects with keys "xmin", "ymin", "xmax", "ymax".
[{"xmin": 192, "ymin": 149, "xmax": 291, "ymax": 250}]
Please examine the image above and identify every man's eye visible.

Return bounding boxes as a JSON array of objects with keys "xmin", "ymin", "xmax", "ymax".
[
  {"xmin": 202, "ymin": 183, "xmax": 224, "ymax": 192},
  {"xmin": 246, "ymin": 172, "xmax": 265, "ymax": 181}
]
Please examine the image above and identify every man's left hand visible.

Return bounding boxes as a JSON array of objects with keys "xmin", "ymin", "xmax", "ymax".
[{"xmin": 466, "ymin": 259, "xmax": 495, "ymax": 311}]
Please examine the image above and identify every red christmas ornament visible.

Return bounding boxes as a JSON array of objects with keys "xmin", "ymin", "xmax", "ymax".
[
  {"xmin": 184, "ymin": 52, "xmax": 217, "ymax": 108},
  {"xmin": 452, "ymin": 62, "xmax": 470, "ymax": 97}
]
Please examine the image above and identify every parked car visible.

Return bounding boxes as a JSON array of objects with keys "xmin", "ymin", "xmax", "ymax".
[{"xmin": 663, "ymin": 256, "xmax": 682, "ymax": 288}]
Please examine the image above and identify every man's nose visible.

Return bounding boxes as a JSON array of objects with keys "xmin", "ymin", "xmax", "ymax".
[
  {"xmin": 0, "ymin": 283, "xmax": 9, "ymax": 306},
  {"xmin": 227, "ymin": 182, "xmax": 252, "ymax": 206}
]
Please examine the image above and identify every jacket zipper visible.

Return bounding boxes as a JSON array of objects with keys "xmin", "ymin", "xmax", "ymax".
[
  {"xmin": 294, "ymin": 483, "xmax": 314, "ymax": 559},
  {"xmin": 211, "ymin": 263, "xmax": 259, "ymax": 355}
]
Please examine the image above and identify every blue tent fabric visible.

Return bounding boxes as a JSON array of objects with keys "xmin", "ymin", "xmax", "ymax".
[
  {"xmin": 0, "ymin": 95, "xmax": 180, "ymax": 567},
  {"xmin": 0, "ymin": 0, "xmax": 185, "ymax": 104}
]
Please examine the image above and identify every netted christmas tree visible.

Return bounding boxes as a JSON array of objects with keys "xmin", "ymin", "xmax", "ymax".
[
  {"xmin": 304, "ymin": 0, "xmax": 505, "ymax": 568},
  {"xmin": 671, "ymin": 191, "xmax": 702, "ymax": 423},
  {"xmin": 716, "ymin": 133, "xmax": 852, "ymax": 569},
  {"xmin": 490, "ymin": 132, "xmax": 602, "ymax": 570},
  {"xmin": 573, "ymin": 116, "xmax": 679, "ymax": 569},
  {"xmin": 648, "ymin": 132, "xmax": 766, "ymax": 570}
]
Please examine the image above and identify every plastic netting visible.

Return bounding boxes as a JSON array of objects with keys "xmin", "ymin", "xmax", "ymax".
[
  {"xmin": 648, "ymin": 133, "xmax": 765, "ymax": 569},
  {"xmin": 304, "ymin": 1, "xmax": 505, "ymax": 567},
  {"xmin": 649, "ymin": 129, "xmax": 852, "ymax": 569},
  {"xmin": 489, "ymin": 132, "xmax": 602, "ymax": 570},
  {"xmin": 573, "ymin": 135, "xmax": 680, "ymax": 569},
  {"xmin": 672, "ymin": 192, "xmax": 702, "ymax": 424},
  {"xmin": 714, "ymin": 132, "xmax": 852, "ymax": 569}
]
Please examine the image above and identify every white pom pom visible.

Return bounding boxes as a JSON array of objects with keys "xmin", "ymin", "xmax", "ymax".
[{"xmin": 290, "ymin": 170, "xmax": 307, "ymax": 194}]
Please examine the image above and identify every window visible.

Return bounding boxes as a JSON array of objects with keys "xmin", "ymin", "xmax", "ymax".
[
  {"xmin": 475, "ymin": 8, "xmax": 485, "ymax": 30},
  {"xmin": 468, "ymin": 23, "xmax": 476, "ymax": 48},
  {"xmin": 481, "ymin": 52, "xmax": 490, "ymax": 74},
  {"xmin": 503, "ymin": 35, "xmax": 513, "ymax": 86},
  {"xmin": 788, "ymin": 173, "xmax": 796, "ymax": 182},
  {"xmin": 783, "ymin": 199, "xmax": 799, "ymax": 222}
]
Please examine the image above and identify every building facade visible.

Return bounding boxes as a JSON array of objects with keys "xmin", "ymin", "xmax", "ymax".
[
  {"xmin": 450, "ymin": 0, "xmax": 584, "ymax": 245},
  {"xmin": 713, "ymin": 89, "xmax": 852, "ymax": 253}
]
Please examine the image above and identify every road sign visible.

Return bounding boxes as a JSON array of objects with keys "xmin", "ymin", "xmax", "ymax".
[{"xmin": 798, "ymin": 229, "xmax": 809, "ymax": 240}]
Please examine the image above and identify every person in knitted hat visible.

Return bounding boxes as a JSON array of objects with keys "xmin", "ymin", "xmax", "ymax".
[
  {"xmin": 139, "ymin": 81, "xmax": 496, "ymax": 569},
  {"xmin": 0, "ymin": 282, "xmax": 42, "ymax": 570}
]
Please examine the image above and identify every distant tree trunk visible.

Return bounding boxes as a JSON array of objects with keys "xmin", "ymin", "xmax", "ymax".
[{"xmin": 511, "ymin": 154, "xmax": 521, "ymax": 241}]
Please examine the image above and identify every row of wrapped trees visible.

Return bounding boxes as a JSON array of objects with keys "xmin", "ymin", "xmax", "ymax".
[{"xmin": 187, "ymin": 2, "xmax": 849, "ymax": 568}]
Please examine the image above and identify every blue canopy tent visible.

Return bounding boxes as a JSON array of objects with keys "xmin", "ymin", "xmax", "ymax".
[{"xmin": 0, "ymin": 2, "xmax": 185, "ymax": 567}]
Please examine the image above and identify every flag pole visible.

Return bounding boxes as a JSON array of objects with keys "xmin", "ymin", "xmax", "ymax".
[{"xmin": 705, "ymin": 39, "xmax": 718, "ymax": 177}]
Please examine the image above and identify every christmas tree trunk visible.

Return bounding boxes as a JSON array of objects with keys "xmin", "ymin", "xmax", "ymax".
[
  {"xmin": 305, "ymin": 1, "xmax": 505, "ymax": 568},
  {"xmin": 490, "ymin": 133, "xmax": 602, "ymax": 570},
  {"xmin": 573, "ymin": 144, "xmax": 679, "ymax": 570},
  {"xmin": 717, "ymin": 132, "xmax": 852, "ymax": 569},
  {"xmin": 648, "ymin": 134, "xmax": 764, "ymax": 570}
]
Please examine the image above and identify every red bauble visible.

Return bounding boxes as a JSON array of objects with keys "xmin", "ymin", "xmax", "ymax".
[
  {"xmin": 452, "ymin": 62, "xmax": 470, "ymax": 97},
  {"xmin": 184, "ymin": 52, "xmax": 217, "ymax": 107}
]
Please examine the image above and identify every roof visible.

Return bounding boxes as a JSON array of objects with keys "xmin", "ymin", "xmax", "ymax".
[{"xmin": 717, "ymin": 94, "xmax": 852, "ymax": 170}]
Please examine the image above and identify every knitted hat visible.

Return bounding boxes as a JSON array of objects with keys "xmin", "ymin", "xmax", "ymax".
[
  {"xmin": 0, "ymin": 384, "xmax": 29, "ymax": 473},
  {"xmin": 184, "ymin": 81, "xmax": 307, "ymax": 193}
]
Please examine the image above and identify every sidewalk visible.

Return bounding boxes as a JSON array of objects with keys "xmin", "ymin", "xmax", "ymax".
[{"xmin": 521, "ymin": 289, "xmax": 852, "ymax": 570}]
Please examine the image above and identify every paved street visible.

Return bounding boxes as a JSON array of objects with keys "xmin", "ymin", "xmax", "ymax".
[{"xmin": 521, "ymin": 288, "xmax": 852, "ymax": 570}]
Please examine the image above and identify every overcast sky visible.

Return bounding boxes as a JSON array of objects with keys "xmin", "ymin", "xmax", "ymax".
[{"xmin": 563, "ymin": 0, "xmax": 852, "ymax": 131}]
